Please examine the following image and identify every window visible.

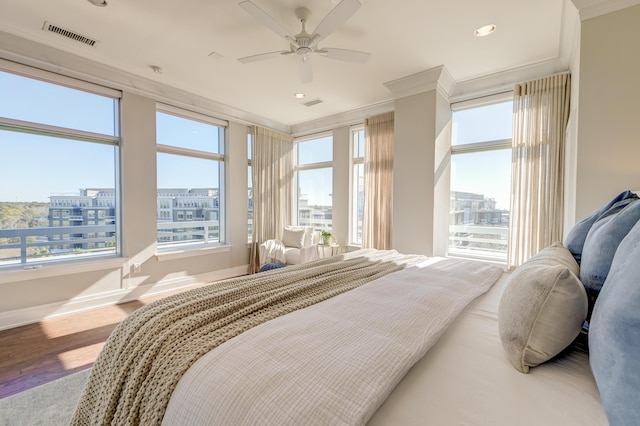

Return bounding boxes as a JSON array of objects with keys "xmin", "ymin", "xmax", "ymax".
[
  {"xmin": 294, "ymin": 134, "xmax": 333, "ymax": 231},
  {"xmin": 0, "ymin": 68, "xmax": 120, "ymax": 268},
  {"xmin": 247, "ymin": 132, "xmax": 253, "ymax": 242},
  {"xmin": 449, "ymin": 99, "xmax": 512, "ymax": 263},
  {"xmin": 350, "ymin": 126, "xmax": 365, "ymax": 245},
  {"xmin": 156, "ymin": 106, "xmax": 226, "ymax": 248}
]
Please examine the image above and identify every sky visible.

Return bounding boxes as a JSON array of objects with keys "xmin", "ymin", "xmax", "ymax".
[{"xmin": 0, "ymin": 71, "xmax": 117, "ymax": 202}]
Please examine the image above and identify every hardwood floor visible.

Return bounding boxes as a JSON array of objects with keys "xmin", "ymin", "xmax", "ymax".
[{"xmin": 0, "ymin": 288, "xmax": 198, "ymax": 399}]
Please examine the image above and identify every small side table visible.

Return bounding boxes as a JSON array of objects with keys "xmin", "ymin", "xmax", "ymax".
[{"xmin": 318, "ymin": 243, "xmax": 341, "ymax": 258}]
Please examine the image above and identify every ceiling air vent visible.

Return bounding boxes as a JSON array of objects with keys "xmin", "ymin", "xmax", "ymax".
[
  {"xmin": 42, "ymin": 21, "xmax": 98, "ymax": 47},
  {"xmin": 303, "ymin": 99, "xmax": 323, "ymax": 107}
]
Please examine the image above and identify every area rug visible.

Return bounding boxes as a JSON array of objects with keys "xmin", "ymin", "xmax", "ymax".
[{"xmin": 0, "ymin": 369, "xmax": 90, "ymax": 426}]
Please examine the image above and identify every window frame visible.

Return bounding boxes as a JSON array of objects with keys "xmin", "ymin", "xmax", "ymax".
[
  {"xmin": 293, "ymin": 131, "xmax": 333, "ymax": 231},
  {"xmin": 349, "ymin": 125, "xmax": 365, "ymax": 246},
  {"xmin": 0, "ymin": 62, "xmax": 122, "ymax": 270},
  {"xmin": 155, "ymin": 104, "xmax": 227, "ymax": 252},
  {"xmin": 449, "ymin": 93, "xmax": 513, "ymax": 264}
]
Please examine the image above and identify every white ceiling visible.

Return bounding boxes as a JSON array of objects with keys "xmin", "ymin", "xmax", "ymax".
[{"xmin": 0, "ymin": 0, "xmax": 621, "ymax": 129}]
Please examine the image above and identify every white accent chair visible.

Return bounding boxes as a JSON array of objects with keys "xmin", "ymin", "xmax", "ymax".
[{"xmin": 260, "ymin": 226, "xmax": 320, "ymax": 266}]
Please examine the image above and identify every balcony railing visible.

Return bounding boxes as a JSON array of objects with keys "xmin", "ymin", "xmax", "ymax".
[
  {"xmin": 448, "ymin": 224, "xmax": 508, "ymax": 262},
  {"xmin": 156, "ymin": 220, "xmax": 220, "ymax": 245},
  {"xmin": 0, "ymin": 225, "xmax": 117, "ymax": 267}
]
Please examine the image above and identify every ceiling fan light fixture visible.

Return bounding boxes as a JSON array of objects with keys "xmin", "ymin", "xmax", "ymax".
[
  {"xmin": 474, "ymin": 24, "xmax": 496, "ymax": 37},
  {"xmin": 296, "ymin": 46, "xmax": 312, "ymax": 56},
  {"xmin": 237, "ymin": 0, "xmax": 368, "ymax": 84}
]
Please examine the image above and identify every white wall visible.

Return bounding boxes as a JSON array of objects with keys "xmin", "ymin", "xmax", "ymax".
[
  {"xmin": 574, "ymin": 4, "xmax": 640, "ymax": 219},
  {"xmin": 393, "ymin": 91, "xmax": 437, "ymax": 256},
  {"xmin": 332, "ymin": 126, "xmax": 350, "ymax": 248},
  {"xmin": 433, "ymin": 91, "xmax": 453, "ymax": 257}
]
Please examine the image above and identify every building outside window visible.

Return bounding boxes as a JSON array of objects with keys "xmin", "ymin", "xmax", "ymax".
[
  {"xmin": 294, "ymin": 133, "xmax": 333, "ymax": 232},
  {"xmin": 0, "ymin": 68, "xmax": 120, "ymax": 267},
  {"xmin": 350, "ymin": 126, "xmax": 365, "ymax": 245},
  {"xmin": 449, "ymin": 98, "xmax": 512, "ymax": 263},
  {"xmin": 156, "ymin": 106, "xmax": 226, "ymax": 247}
]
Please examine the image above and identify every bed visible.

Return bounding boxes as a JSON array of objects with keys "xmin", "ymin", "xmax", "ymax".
[{"xmin": 69, "ymin": 205, "xmax": 640, "ymax": 426}]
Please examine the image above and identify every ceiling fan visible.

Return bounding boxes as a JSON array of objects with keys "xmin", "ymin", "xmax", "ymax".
[{"xmin": 237, "ymin": 0, "xmax": 371, "ymax": 84}]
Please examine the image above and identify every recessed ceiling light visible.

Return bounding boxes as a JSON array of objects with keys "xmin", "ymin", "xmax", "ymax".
[
  {"xmin": 150, "ymin": 65, "xmax": 164, "ymax": 74},
  {"xmin": 294, "ymin": 93, "xmax": 305, "ymax": 99},
  {"xmin": 474, "ymin": 24, "xmax": 496, "ymax": 37},
  {"xmin": 87, "ymin": 0, "xmax": 107, "ymax": 7}
]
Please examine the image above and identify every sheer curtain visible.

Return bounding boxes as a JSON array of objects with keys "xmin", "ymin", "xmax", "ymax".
[
  {"xmin": 508, "ymin": 73, "xmax": 571, "ymax": 269},
  {"xmin": 248, "ymin": 126, "xmax": 294, "ymax": 273},
  {"xmin": 362, "ymin": 111, "xmax": 394, "ymax": 249}
]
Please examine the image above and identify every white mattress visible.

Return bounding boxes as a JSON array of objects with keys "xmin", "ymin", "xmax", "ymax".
[{"xmin": 368, "ymin": 272, "xmax": 608, "ymax": 425}]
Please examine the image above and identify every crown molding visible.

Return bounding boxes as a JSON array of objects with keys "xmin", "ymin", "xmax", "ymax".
[
  {"xmin": 383, "ymin": 66, "xmax": 456, "ymax": 100},
  {"xmin": 290, "ymin": 100, "xmax": 394, "ymax": 137},
  {"xmin": 449, "ymin": 58, "xmax": 569, "ymax": 103},
  {"xmin": 572, "ymin": 0, "xmax": 640, "ymax": 20}
]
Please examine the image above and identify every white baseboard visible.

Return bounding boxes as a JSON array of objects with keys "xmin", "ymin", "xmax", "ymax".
[{"xmin": 0, "ymin": 264, "xmax": 248, "ymax": 331}]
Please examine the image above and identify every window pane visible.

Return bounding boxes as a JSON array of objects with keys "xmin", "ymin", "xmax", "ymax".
[
  {"xmin": 248, "ymin": 133, "xmax": 253, "ymax": 242},
  {"xmin": 248, "ymin": 165, "xmax": 253, "ymax": 242},
  {"xmin": 352, "ymin": 163, "xmax": 364, "ymax": 244},
  {"xmin": 297, "ymin": 168, "xmax": 332, "ymax": 231},
  {"xmin": 0, "ymin": 71, "xmax": 117, "ymax": 136},
  {"xmin": 0, "ymin": 130, "xmax": 118, "ymax": 266},
  {"xmin": 452, "ymin": 101, "xmax": 512, "ymax": 146},
  {"xmin": 449, "ymin": 149, "xmax": 511, "ymax": 261},
  {"xmin": 354, "ymin": 130, "xmax": 365, "ymax": 159},
  {"xmin": 156, "ymin": 106, "xmax": 225, "ymax": 247},
  {"xmin": 156, "ymin": 112, "xmax": 222, "ymax": 154},
  {"xmin": 156, "ymin": 153, "xmax": 222, "ymax": 245},
  {"xmin": 297, "ymin": 135, "xmax": 332, "ymax": 165}
]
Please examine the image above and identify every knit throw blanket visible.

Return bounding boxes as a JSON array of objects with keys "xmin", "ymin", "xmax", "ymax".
[{"xmin": 70, "ymin": 249, "xmax": 426, "ymax": 426}]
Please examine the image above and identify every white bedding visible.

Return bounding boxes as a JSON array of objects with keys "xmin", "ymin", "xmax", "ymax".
[
  {"xmin": 162, "ymin": 257, "xmax": 502, "ymax": 425},
  {"xmin": 369, "ymin": 272, "xmax": 608, "ymax": 425}
]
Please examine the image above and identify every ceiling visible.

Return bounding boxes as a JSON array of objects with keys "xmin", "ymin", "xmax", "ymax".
[{"xmin": 0, "ymin": 0, "xmax": 606, "ymax": 129}]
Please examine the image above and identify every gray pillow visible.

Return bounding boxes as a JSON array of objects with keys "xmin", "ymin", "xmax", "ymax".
[
  {"xmin": 564, "ymin": 190, "xmax": 638, "ymax": 264},
  {"xmin": 498, "ymin": 242, "xmax": 587, "ymax": 373},
  {"xmin": 589, "ymin": 220, "xmax": 640, "ymax": 426},
  {"xmin": 580, "ymin": 199, "xmax": 640, "ymax": 311}
]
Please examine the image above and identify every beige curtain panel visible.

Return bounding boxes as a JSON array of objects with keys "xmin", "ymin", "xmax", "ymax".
[
  {"xmin": 248, "ymin": 126, "xmax": 294, "ymax": 273},
  {"xmin": 508, "ymin": 73, "xmax": 571, "ymax": 269},
  {"xmin": 363, "ymin": 111, "xmax": 394, "ymax": 250}
]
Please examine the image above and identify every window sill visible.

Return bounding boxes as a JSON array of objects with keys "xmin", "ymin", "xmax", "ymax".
[
  {"xmin": 0, "ymin": 256, "xmax": 128, "ymax": 284},
  {"xmin": 156, "ymin": 244, "xmax": 231, "ymax": 262}
]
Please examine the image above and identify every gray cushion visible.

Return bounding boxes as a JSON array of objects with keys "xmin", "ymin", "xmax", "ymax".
[
  {"xmin": 589, "ymin": 220, "xmax": 640, "ymax": 426},
  {"xmin": 580, "ymin": 199, "xmax": 640, "ymax": 309},
  {"xmin": 498, "ymin": 242, "xmax": 587, "ymax": 373},
  {"xmin": 564, "ymin": 190, "xmax": 638, "ymax": 264}
]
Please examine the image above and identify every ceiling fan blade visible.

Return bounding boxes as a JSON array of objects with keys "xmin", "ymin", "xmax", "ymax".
[
  {"xmin": 239, "ymin": 1, "xmax": 295, "ymax": 42},
  {"xmin": 300, "ymin": 56, "xmax": 313, "ymax": 84},
  {"xmin": 311, "ymin": 0, "xmax": 361, "ymax": 44},
  {"xmin": 237, "ymin": 50, "xmax": 288, "ymax": 63},
  {"xmin": 316, "ymin": 47, "xmax": 371, "ymax": 63}
]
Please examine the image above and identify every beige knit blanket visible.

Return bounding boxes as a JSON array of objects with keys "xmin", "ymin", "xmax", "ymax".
[{"xmin": 70, "ymin": 249, "xmax": 426, "ymax": 426}]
